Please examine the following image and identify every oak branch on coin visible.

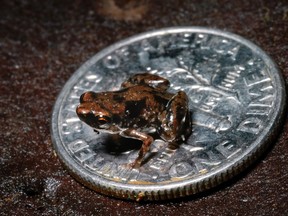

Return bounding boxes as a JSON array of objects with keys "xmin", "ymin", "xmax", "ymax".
[{"xmin": 76, "ymin": 73, "xmax": 192, "ymax": 168}]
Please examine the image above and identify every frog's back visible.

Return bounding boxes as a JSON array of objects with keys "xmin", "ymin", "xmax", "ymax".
[
  {"xmin": 121, "ymin": 85, "xmax": 173, "ymax": 101},
  {"xmin": 107, "ymin": 85, "xmax": 172, "ymax": 127}
]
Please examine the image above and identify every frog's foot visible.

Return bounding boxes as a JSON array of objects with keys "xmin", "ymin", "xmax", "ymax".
[
  {"xmin": 167, "ymin": 141, "xmax": 180, "ymax": 150},
  {"xmin": 121, "ymin": 73, "xmax": 170, "ymax": 91},
  {"xmin": 124, "ymin": 160, "xmax": 141, "ymax": 169},
  {"xmin": 120, "ymin": 159, "xmax": 142, "ymax": 170},
  {"xmin": 160, "ymin": 91, "xmax": 192, "ymax": 142},
  {"xmin": 120, "ymin": 129, "xmax": 154, "ymax": 168}
]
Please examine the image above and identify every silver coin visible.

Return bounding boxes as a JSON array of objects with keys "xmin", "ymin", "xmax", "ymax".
[{"xmin": 51, "ymin": 27, "xmax": 286, "ymax": 201}]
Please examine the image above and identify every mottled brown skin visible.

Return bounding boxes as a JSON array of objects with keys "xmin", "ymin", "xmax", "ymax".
[{"xmin": 76, "ymin": 73, "xmax": 192, "ymax": 168}]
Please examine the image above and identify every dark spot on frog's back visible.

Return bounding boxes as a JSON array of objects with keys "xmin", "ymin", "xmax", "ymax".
[
  {"xmin": 154, "ymin": 95, "xmax": 169, "ymax": 107},
  {"xmin": 113, "ymin": 94, "xmax": 124, "ymax": 103},
  {"xmin": 125, "ymin": 99, "xmax": 146, "ymax": 118}
]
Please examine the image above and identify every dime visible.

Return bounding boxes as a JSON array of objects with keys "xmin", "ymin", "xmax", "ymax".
[{"xmin": 51, "ymin": 27, "xmax": 286, "ymax": 201}]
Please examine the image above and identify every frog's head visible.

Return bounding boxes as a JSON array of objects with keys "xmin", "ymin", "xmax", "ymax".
[{"xmin": 76, "ymin": 91, "xmax": 112, "ymax": 131}]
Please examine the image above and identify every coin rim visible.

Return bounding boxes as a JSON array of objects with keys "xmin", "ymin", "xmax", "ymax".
[{"xmin": 51, "ymin": 27, "xmax": 286, "ymax": 201}]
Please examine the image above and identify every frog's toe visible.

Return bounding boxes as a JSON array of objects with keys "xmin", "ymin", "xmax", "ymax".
[
  {"xmin": 132, "ymin": 161, "xmax": 141, "ymax": 169},
  {"xmin": 121, "ymin": 161, "xmax": 141, "ymax": 170}
]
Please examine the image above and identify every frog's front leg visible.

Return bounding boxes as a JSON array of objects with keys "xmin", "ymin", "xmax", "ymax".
[
  {"xmin": 120, "ymin": 128, "xmax": 154, "ymax": 168},
  {"xmin": 121, "ymin": 73, "xmax": 170, "ymax": 91}
]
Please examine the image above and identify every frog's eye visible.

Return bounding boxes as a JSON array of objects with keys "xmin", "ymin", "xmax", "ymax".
[{"xmin": 97, "ymin": 115, "xmax": 110, "ymax": 125}]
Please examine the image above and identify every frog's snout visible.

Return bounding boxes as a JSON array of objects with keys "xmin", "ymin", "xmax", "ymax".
[
  {"xmin": 76, "ymin": 105, "xmax": 88, "ymax": 119},
  {"xmin": 76, "ymin": 104, "xmax": 95, "ymax": 126}
]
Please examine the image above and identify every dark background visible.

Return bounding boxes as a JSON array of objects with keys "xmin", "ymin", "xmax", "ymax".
[{"xmin": 1, "ymin": 0, "xmax": 287, "ymax": 215}]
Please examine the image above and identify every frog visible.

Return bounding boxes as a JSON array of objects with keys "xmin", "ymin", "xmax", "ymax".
[{"xmin": 76, "ymin": 73, "xmax": 192, "ymax": 168}]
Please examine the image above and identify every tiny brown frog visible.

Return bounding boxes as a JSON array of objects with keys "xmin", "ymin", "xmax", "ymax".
[{"xmin": 76, "ymin": 73, "xmax": 192, "ymax": 168}]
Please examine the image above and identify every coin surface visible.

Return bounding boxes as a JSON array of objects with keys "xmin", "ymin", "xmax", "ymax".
[{"xmin": 51, "ymin": 27, "xmax": 286, "ymax": 201}]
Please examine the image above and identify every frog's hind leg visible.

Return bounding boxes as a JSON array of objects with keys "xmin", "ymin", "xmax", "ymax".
[
  {"xmin": 160, "ymin": 91, "xmax": 192, "ymax": 145},
  {"xmin": 121, "ymin": 73, "xmax": 170, "ymax": 91}
]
